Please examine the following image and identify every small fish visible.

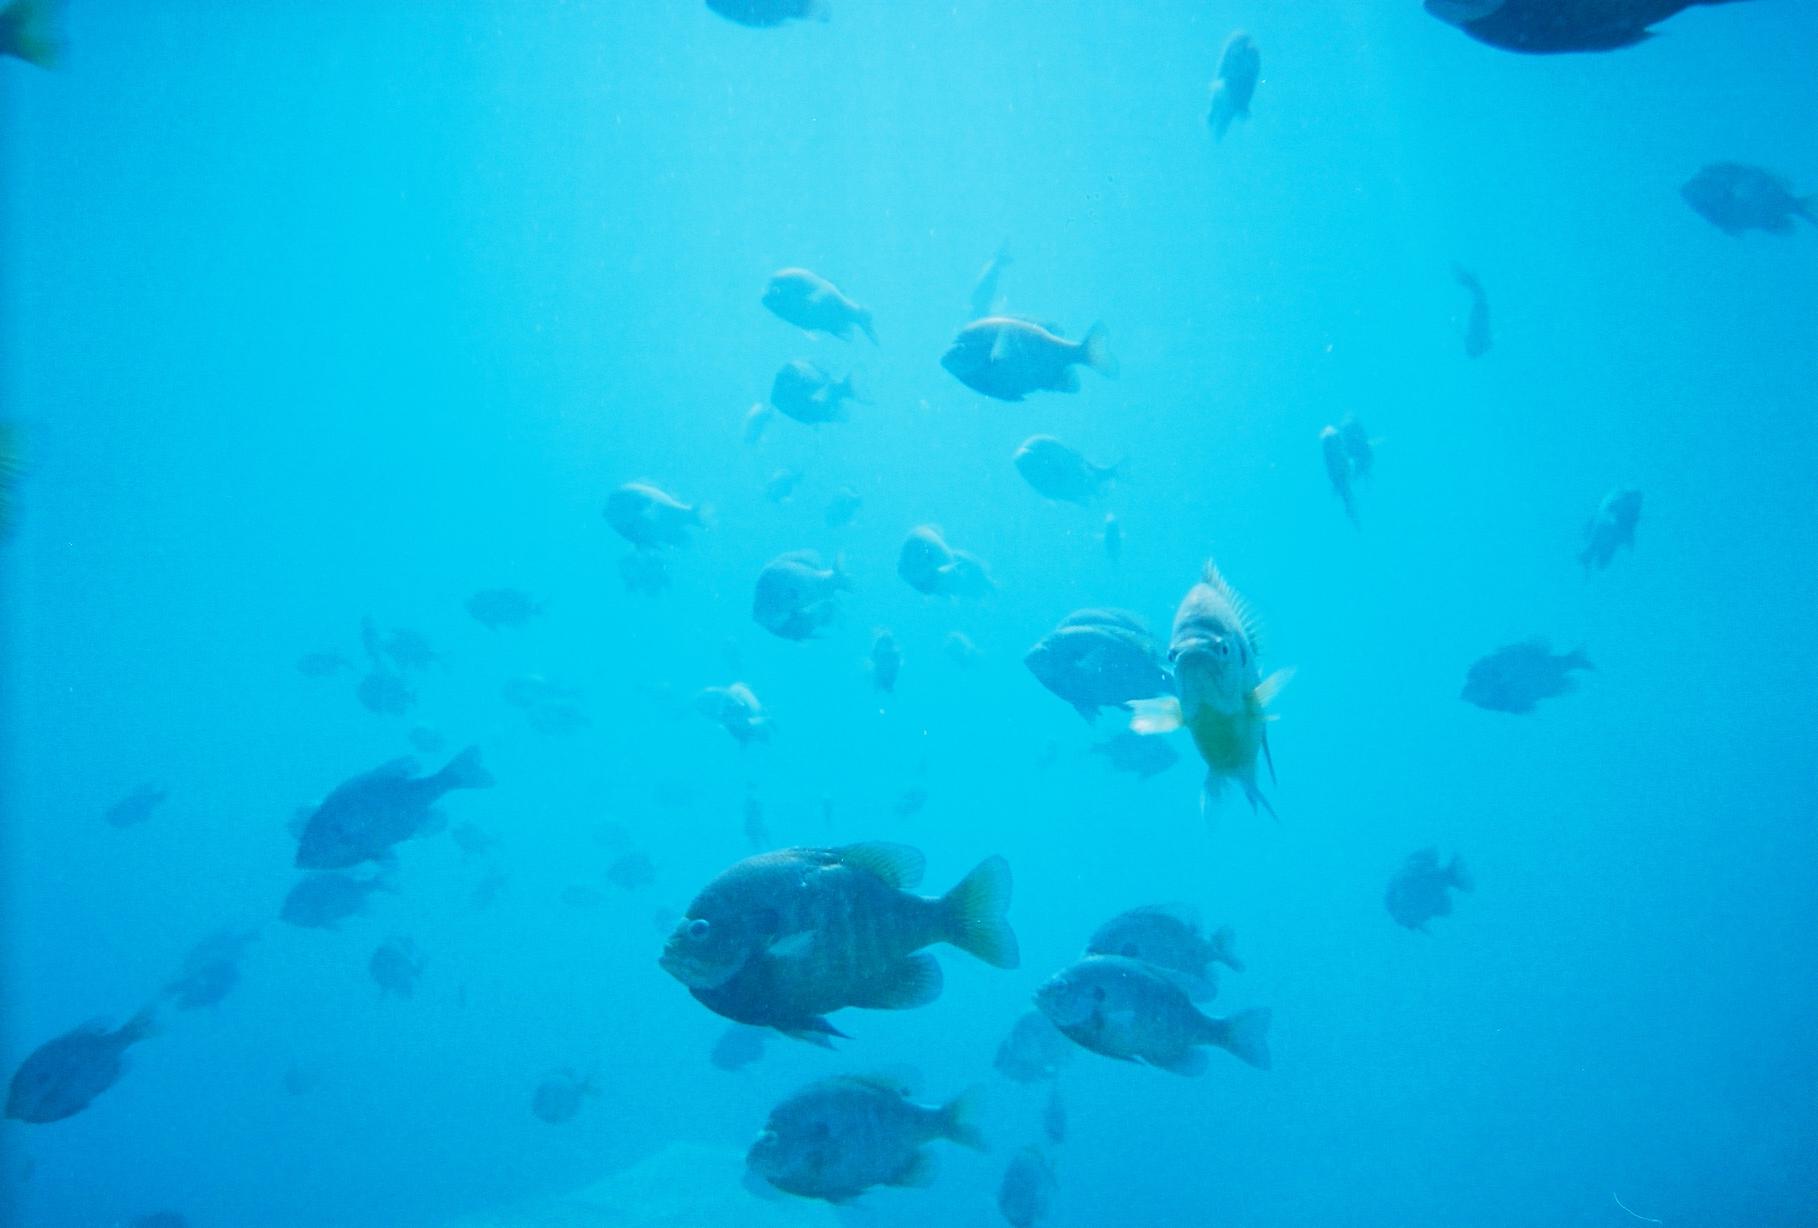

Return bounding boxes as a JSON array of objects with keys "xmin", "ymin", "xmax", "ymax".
[
  {"xmin": 943, "ymin": 630, "xmax": 984, "ymax": 668},
  {"xmin": 1320, "ymin": 426, "xmax": 1359, "ymax": 527},
  {"xmin": 607, "ymin": 850, "xmax": 656, "ymax": 891},
  {"xmin": 770, "ymin": 359, "xmax": 862, "ymax": 425},
  {"xmin": 998, "ymin": 1146, "xmax": 1058, "ymax": 1228},
  {"xmin": 993, "ymin": 1010, "xmax": 1073, "ymax": 1083},
  {"xmin": 898, "ymin": 525, "xmax": 995, "ymax": 599},
  {"xmin": 280, "ymin": 870, "xmax": 391, "ymax": 929},
  {"xmin": 1036, "ymin": 955, "xmax": 1271, "ymax": 1074},
  {"xmin": 1684, "ymin": 161, "xmax": 1817, "ymax": 235},
  {"xmin": 1454, "ymin": 266, "xmax": 1492, "ymax": 357},
  {"xmin": 762, "ymin": 268, "xmax": 877, "ymax": 343},
  {"xmin": 1102, "ymin": 513, "xmax": 1122, "ymax": 563},
  {"xmin": 1129, "ymin": 565, "xmax": 1290, "ymax": 819},
  {"xmin": 695, "ymin": 682, "xmax": 772, "ymax": 746},
  {"xmin": 368, "ymin": 937, "xmax": 424, "ymax": 997},
  {"xmin": 824, "ymin": 484, "xmax": 862, "ymax": 528},
  {"xmin": 942, "ymin": 317, "xmax": 1117, "ymax": 402},
  {"xmin": 164, "ymin": 928, "xmax": 258, "ymax": 1011},
  {"xmin": 1013, "ymin": 435, "xmax": 1118, "ymax": 505},
  {"xmin": 5, "ymin": 1008, "xmax": 158, "ymax": 1123},
  {"xmin": 295, "ymin": 651, "xmax": 351, "ymax": 678},
  {"xmin": 465, "ymin": 587, "xmax": 541, "ymax": 630},
  {"xmin": 894, "ymin": 785, "xmax": 928, "ymax": 819},
  {"xmin": 531, "ymin": 1069, "xmax": 598, "ymax": 1124},
  {"xmin": 746, "ymin": 1075, "xmax": 984, "ymax": 1202},
  {"xmin": 618, "ymin": 550, "xmax": 672, "ymax": 595},
  {"xmin": 1579, "ymin": 489, "xmax": 1643, "ymax": 572},
  {"xmin": 1025, "ymin": 609, "xmax": 1173, "ymax": 723},
  {"xmin": 1207, "ymin": 31, "xmax": 1260, "ymax": 140},
  {"xmin": 1460, "ymin": 639, "xmax": 1592, "ymax": 714},
  {"xmin": 764, "ymin": 468, "xmax": 804, "ymax": 504},
  {"xmin": 968, "ymin": 240, "xmax": 1013, "ymax": 321},
  {"xmin": 1338, "ymin": 413, "xmax": 1376, "ymax": 478},
  {"xmin": 375, "ymin": 625, "xmax": 443, "ymax": 673},
  {"xmin": 1385, "ymin": 848, "xmax": 1474, "ymax": 932},
  {"xmin": 706, "ymin": 0, "xmax": 829, "ymax": 30},
  {"xmin": 1426, "ymin": 0, "xmax": 1761, "ymax": 54},
  {"xmin": 1085, "ymin": 904, "xmax": 1242, "ymax": 1001},
  {"xmin": 1089, "ymin": 730, "xmax": 1180, "ymax": 779},
  {"xmin": 870, "ymin": 629, "xmax": 902, "ymax": 693},
  {"xmin": 449, "ymin": 821, "xmax": 496, "ymax": 858},
  {"xmin": 710, "ymin": 1025, "xmax": 768, "ymax": 1072},
  {"xmin": 605, "ymin": 481, "xmax": 710, "ymax": 550},
  {"xmin": 295, "ymin": 747, "xmax": 493, "ymax": 869},
  {"xmin": 752, "ymin": 550, "xmax": 850, "ymax": 640},
  {"xmin": 104, "ymin": 783, "xmax": 167, "ymax": 830},
  {"xmin": 0, "ymin": 0, "xmax": 60, "ymax": 68}
]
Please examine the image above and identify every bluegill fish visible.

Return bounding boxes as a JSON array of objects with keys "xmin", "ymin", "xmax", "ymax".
[
  {"xmin": 1207, "ymin": 32, "xmax": 1259, "ymax": 139},
  {"xmin": 746, "ymin": 1075, "xmax": 983, "ymax": 1202},
  {"xmin": 941, "ymin": 317, "xmax": 1117, "ymax": 402},
  {"xmin": 1036, "ymin": 955, "xmax": 1271, "ymax": 1074},
  {"xmin": 763, "ymin": 268, "xmax": 877, "ymax": 342}
]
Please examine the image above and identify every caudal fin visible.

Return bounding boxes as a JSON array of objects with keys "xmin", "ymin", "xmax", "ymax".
[
  {"xmin": 1079, "ymin": 322, "xmax": 1119, "ymax": 378},
  {"xmin": 937, "ymin": 1086, "xmax": 987, "ymax": 1151},
  {"xmin": 941, "ymin": 855, "xmax": 1019, "ymax": 969},
  {"xmin": 1205, "ymin": 1006, "xmax": 1271, "ymax": 1070},
  {"xmin": 1209, "ymin": 924, "xmax": 1245, "ymax": 973},
  {"xmin": 439, "ymin": 746, "xmax": 495, "ymax": 791}
]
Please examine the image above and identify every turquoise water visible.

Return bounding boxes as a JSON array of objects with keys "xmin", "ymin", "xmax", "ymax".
[{"xmin": 4, "ymin": 3, "xmax": 1816, "ymax": 1225}]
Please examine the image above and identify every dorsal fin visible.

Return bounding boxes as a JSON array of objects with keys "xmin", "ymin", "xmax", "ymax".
[
  {"xmin": 835, "ymin": 842, "xmax": 926, "ymax": 889},
  {"xmin": 1201, "ymin": 561, "xmax": 1264, "ymax": 657}
]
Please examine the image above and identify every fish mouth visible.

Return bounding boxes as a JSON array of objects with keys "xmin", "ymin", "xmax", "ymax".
[{"xmin": 657, "ymin": 947, "xmax": 738, "ymax": 990}]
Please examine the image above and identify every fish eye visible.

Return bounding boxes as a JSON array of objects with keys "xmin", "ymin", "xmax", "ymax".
[
  {"xmin": 1215, "ymin": 639, "xmax": 1231, "ymax": 658},
  {"xmin": 687, "ymin": 918, "xmax": 711, "ymax": 941}
]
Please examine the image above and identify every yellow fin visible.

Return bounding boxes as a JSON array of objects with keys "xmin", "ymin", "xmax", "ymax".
[
  {"xmin": 1129, "ymin": 696, "xmax": 1184, "ymax": 735},
  {"xmin": 1253, "ymin": 668, "xmax": 1294, "ymax": 708}
]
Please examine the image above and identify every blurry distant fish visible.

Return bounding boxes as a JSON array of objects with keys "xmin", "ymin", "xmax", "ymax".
[
  {"xmin": 1426, "ymin": 0, "xmax": 1759, "ymax": 53},
  {"xmin": 869, "ymin": 629, "xmax": 902, "ymax": 693},
  {"xmin": 695, "ymin": 682, "xmax": 773, "ymax": 746},
  {"xmin": 561, "ymin": 883, "xmax": 607, "ymax": 910},
  {"xmin": 1453, "ymin": 266, "xmax": 1492, "ymax": 357},
  {"xmin": 1460, "ymin": 640, "xmax": 1592, "ymax": 713},
  {"xmin": 377, "ymin": 625, "xmax": 443, "ymax": 673},
  {"xmin": 1025, "ymin": 609, "xmax": 1173, "ymax": 723},
  {"xmin": 943, "ymin": 630, "xmax": 983, "ymax": 668},
  {"xmin": 824, "ymin": 484, "xmax": 862, "ymax": 528},
  {"xmin": 742, "ymin": 795, "xmax": 770, "ymax": 850},
  {"xmin": 1013, "ymin": 435, "xmax": 1118, "ymax": 505},
  {"xmin": 280, "ymin": 870, "xmax": 390, "ymax": 929},
  {"xmin": 998, "ymin": 1146, "xmax": 1058, "ymax": 1228},
  {"xmin": 746, "ymin": 1075, "xmax": 983, "ymax": 1202},
  {"xmin": 164, "ymin": 928, "xmax": 258, "ymax": 1011},
  {"xmin": 894, "ymin": 785, "xmax": 928, "ymax": 819},
  {"xmin": 1036, "ymin": 956, "xmax": 1271, "ymax": 1073},
  {"xmin": 706, "ymin": 0, "xmax": 828, "ymax": 29},
  {"xmin": 407, "ymin": 727, "xmax": 447, "ymax": 755},
  {"xmin": 1680, "ymin": 162, "xmax": 1815, "ymax": 236},
  {"xmin": 1130, "ymin": 564, "xmax": 1289, "ymax": 819},
  {"xmin": 898, "ymin": 525, "xmax": 995, "ymax": 599},
  {"xmin": 1338, "ymin": 413, "xmax": 1376, "ymax": 479},
  {"xmin": 531, "ymin": 1070, "xmax": 598, "ymax": 1124},
  {"xmin": 618, "ymin": 550, "xmax": 672, "ymax": 595},
  {"xmin": 0, "ymin": 0, "xmax": 59, "ymax": 67},
  {"xmin": 5, "ymin": 1008, "xmax": 158, "ymax": 1123},
  {"xmin": 710, "ymin": 1025, "xmax": 768, "ymax": 1072},
  {"xmin": 1089, "ymin": 730, "xmax": 1179, "ymax": 779},
  {"xmin": 356, "ymin": 666, "xmax": 415, "ymax": 717},
  {"xmin": 1319, "ymin": 425, "xmax": 1360, "ymax": 527},
  {"xmin": 368, "ymin": 937, "xmax": 424, "ymax": 998},
  {"xmin": 295, "ymin": 651, "xmax": 351, "ymax": 678},
  {"xmin": 763, "ymin": 268, "xmax": 877, "ymax": 343},
  {"xmin": 764, "ymin": 467, "xmax": 804, "ymax": 504},
  {"xmin": 770, "ymin": 359, "xmax": 862, "ymax": 425},
  {"xmin": 753, "ymin": 550, "xmax": 850, "ymax": 640},
  {"xmin": 1041, "ymin": 1083, "xmax": 1066, "ymax": 1144},
  {"xmin": 607, "ymin": 850, "xmax": 656, "ymax": 891},
  {"xmin": 942, "ymin": 317, "xmax": 1117, "ymax": 402},
  {"xmin": 1085, "ymin": 905, "xmax": 1241, "ymax": 1002},
  {"xmin": 742, "ymin": 401, "xmax": 776, "ymax": 446},
  {"xmin": 993, "ymin": 1010, "xmax": 1073, "ymax": 1083},
  {"xmin": 504, "ymin": 674, "xmax": 589, "ymax": 735},
  {"xmin": 294, "ymin": 747, "xmax": 493, "ymax": 869},
  {"xmin": 449, "ymin": 820, "xmax": 496, "ymax": 858},
  {"xmin": 605, "ymin": 481, "xmax": 710, "ymax": 550},
  {"xmin": 469, "ymin": 867, "xmax": 508, "ymax": 912},
  {"xmin": 104, "ymin": 783, "xmax": 167, "ymax": 830},
  {"xmin": 1385, "ymin": 848, "xmax": 1473, "ymax": 932},
  {"xmin": 466, "ymin": 587, "xmax": 541, "ymax": 630},
  {"xmin": 1102, "ymin": 512, "xmax": 1122, "ymax": 563},
  {"xmin": 1206, "ymin": 31, "xmax": 1260, "ymax": 140},
  {"xmin": 968, "ymin": 240, "xmax": 1012, "ymax": 320},
  {"xmin": 1579, "ymin": 489, "xmax": 1643, "ymax": 572}
]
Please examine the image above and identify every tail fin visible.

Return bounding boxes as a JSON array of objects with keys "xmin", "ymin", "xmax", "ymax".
[
  {"xmin": 937, "ymin": 1086, "xmax": 987, "ymax": 1151},
  {"xmin": 857, "ymin": 310, "xmax": 879, "ymax": 345},
  {"xmin": 1079, "ymin": 322, "xmax": 1119, "ymax": 378},
  {"xmin": 1, "ymin": 0, "xmax": 60, "ymax": 68},
  {"xmin": 1564, "ymin": 647, "xmax": 1595, "ymax": 672},
  {"xmin": 1448, "ymin": 855, "xmax": 1474, "ymax": 893},
  {"xmin": 1205, "ymin": 1006, "xmax": 1271, "ymax": 1070},
  {"xmin": 941, "ymin": 855, "xmax": 1019, "ymax": 969},
  {"xmin": 1209, "ymin": 924, "xmax": 1245, "ymax": 973},
  {"xmin": 439, "ymin": 746, "xmax": 495, "ymax": 791},
  {"xmin": 117, "ymin": 1004, "xmax": 161, "ymax": 1047}
]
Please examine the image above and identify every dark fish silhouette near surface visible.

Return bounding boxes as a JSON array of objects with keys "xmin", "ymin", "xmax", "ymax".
[
  {"xmin": 1460, "ymin": 640, "xmax": 1592, "ymax": 713},
  {"xmin": 1579, "ymin": 489, "xmax": 1643, "ymax": 571},
  {"xmin": 1025, "ymin": 609, "xmax": 1173, "ymax": 722},
  {"xmin": 1036, "ymin": 955, "xmax": 1271, "ymax": 1074},
  {"xmin": 1386, "ymin": 848, "xmax": 1474, "ymax": 932},
  {"xmin": 1680, "ymin": 162, "xmax": 1816, "ymax": 236},
  {"xmin": 5, "ymin": 1008, "xmax": 158, "ymax": 1123},
  {"xmin": 1425, "ymin": 0, "xmax": 1755, "ymax": 53},
  {"xmin": 941, "ymin": 317, "xmax": 1117, "ymax": 402},
  {"xmin": 707, "ymin": 0, "xmax": 827, "ymax": 28},
  {"xmin": 1207, "ymin": 31, "xmax": 1260, "ymax": 139},
  {"xmin": 294, "ymin": 747, "xmax": 493, "ymax": 869}
]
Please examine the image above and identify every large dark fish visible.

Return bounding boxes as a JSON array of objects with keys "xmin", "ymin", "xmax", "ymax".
[
  {"xmin": 1425, "ymin": 0, "xmax": 1755, "ymax": 54},
  {"xmin": 746, "ymin": 1075, "xmax": 983, "ymax": 1203},
  {"xmin": 1460, "ymin": 639, "xmax": 1592, "ymax": 713},
  {"xmin": 1681, "ymin": 163, "xmax": 1817, "ymax": 237},
  {"xmin": 707, "ymin": 0, "xmax": 827, "ymax": 27},
  {"xmin": 294, "ymin": 747, "xmax": 493, "ymax": 869},
  {"xmin": 941, "ymin": 317, "xmax": 1117, "ymax": 402},
  {"xmin": 1025, "ymin": 609, "xmax": 1173, "ymax": 722},
  {"xmin": 5, "ymin": 1009, "xmax": 158, "ymax": 1123},
  {"xmin": 1036, "ymin": 955, "xmax": 1271, "ymax": 1074},
  {"xmin": 1385, "ymin": 848, "xmax": 1474, "ymax": 932}
]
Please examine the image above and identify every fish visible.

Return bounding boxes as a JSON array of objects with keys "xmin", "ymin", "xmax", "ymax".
[
  {"xmin": 1338, "ymin": 413, "xmax": 1376, "ymax": 479},
  {"xmin": 280, "ymin": 870, "xmax": 391, "ymax": 929},
  {"xmin": 1320, "ymin": 426, "xmax": 1359, "ymax": 527},
  {"xmin": 1085, "ymin": 904, "xmax": 1242, "ymax": 1001},
  {"xmin": 998, "ymin": 1146, "xmax": 1058, "ymax": 1228},
  {"xmin": 465, "ymin": 587, "xmax": 541, "ymax": 630},
  {"xmin": 5, "ymin": 1008, "xmax": 158, "ymax": 1123},
  {"xmin": 1206, "ymin": 31, "xmax": 1260, "ymax": 139},
  {"xmin": 619, "ymin": 550, "xmax": 672, "ymax": 595},
  {"xmin": 469, "ymin": 868, "xmax": 508, "ymax": 912},
  {"xmin": 0, "ymin": 0, "xmax": 58, "ymax": 67},
  {"xmin": 1102, "ymin": 512, "xmax": 1122, "ymax": 563},
  {"xmin": 695, "ymin": 682, "xmax": 772, "ymax": 746},
  {"xmin": 1129, "ymin": 564, "xmax": 1290, "ymax": 819},
  {"xmin": 894, "ymin": 785, "xmax": 928, "ymax": 819},
  {"xmin": 1424, "ymin": 0, "xmax": 1755, "ymax": 53},
  {"xmin": 374, "ymin": 625, "xmax": 443, "ymax": 673},
  {"xmin": 1454, "ymin": 265, "xmax": 1492, "ymax": 357},
  {"xmin": 295, "ymin": 747, "xmax": 492, "ymax": 869},
  {"xmin": 943, "ymin": 630, "xmax": 984, "ymax": 668},
  {"xmin": 368, "ymin": 937, "xmax": 424, "ymax": 997},
  {"xmin": 770, "ymin": 359, "xmax": 862, "ymax": 425},
  {"xmin": 1089, "ymin": 730, "xmax": 1180, "ymax": 779},
  {"xmin": 942, "ymin": 317, "xmax": 1117, "ymax": 402},
  {"xmin": 531, "ymin": 1070, "xmax": 598, "ymax": 1124},
  {"xmin": 1012, "ymin": 435, "xmax": 1118, "ymax": 504},
  {"xmin": 605, "ymin": 481, "xmax": 710, "ymax": 550},
  {"xmin": 1385, "ymin": 848, "xmax": 1474, "ymax": 932},
  {"xmin": 869, "ymin": 629, "xmax": 902, "ymax": 693},
  {"xmin": 993, "ymin": 1010, "xmax": 1073, "ymax": 1083},
  {"xmin": 752, "ymin": 550, "xmax": 850, "ymax": 640},
  {"xmin": 1025, "ymin": 608, "xmax": 1174, "ymax": 723},
  {"xmin": 706, "ymin": 0, "xmax": 828, "ymax": 29},
  {"xmin": 746, "ymin": 1075, "xmax": 984, "ymax": 1202},
  {"xmin": 660, "ymin": 843, "xmax": 1018, "ymax": 1043},
  {"xmin": 762, "ymin": 268, "xmax": 877, "ymax": 343},
  {"xmin": 355, "ymin": 666, "xmax": 415, "ymax": 716},
  {"xmin": 1036, "ymin": 955, "xmax": 1271, "ymax": 1073},
  {"xmin": 1041, "ymin": 1084, "xmax": 1066, "ymax": 1144},
  {"xmin": 1681, "ymin": 162, "xmax": 1816, "ymax": 236},
  {"xmin": 1579, "ymin": 489, "xmax": 1643, "ymax": 572},
  {"xmin": 710, "ymin": 1025, "xmax": 768, "ymax": 1072},
  {"xmin": 449, "ymin": 821, "xmax": 496, "ymax": 858},
  {"xmin": 164, "ymin": 929, "xmax": 258, "ymax": 1011},
  {"xmin": 764, "ymin": 468, "xmax": 804, "ymax": 504},
  {"xmin": 104, "ymin": 783, "xmax": 167, "ymax": 829},
  {"xmin": 607, "ymin": 851, "xmax": 656, "ymax": 891},
  {"xmin": 824, "ymin": 484, "xmax": 862, "ymax": 528},
  {"xmin": 1460, "ymin": 639, "xmax": 1592, "ymax": 713},
  {"xmin": 968, "ymin": 240, "xmax": 1013, "ymax": 321},
  {"xmin": 897, "ymin": 525, "xmax": 995, "ymax": 599},
  {"xmin": 295, "ymin": 651, "xmax": 351, "ymax": 678}
]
